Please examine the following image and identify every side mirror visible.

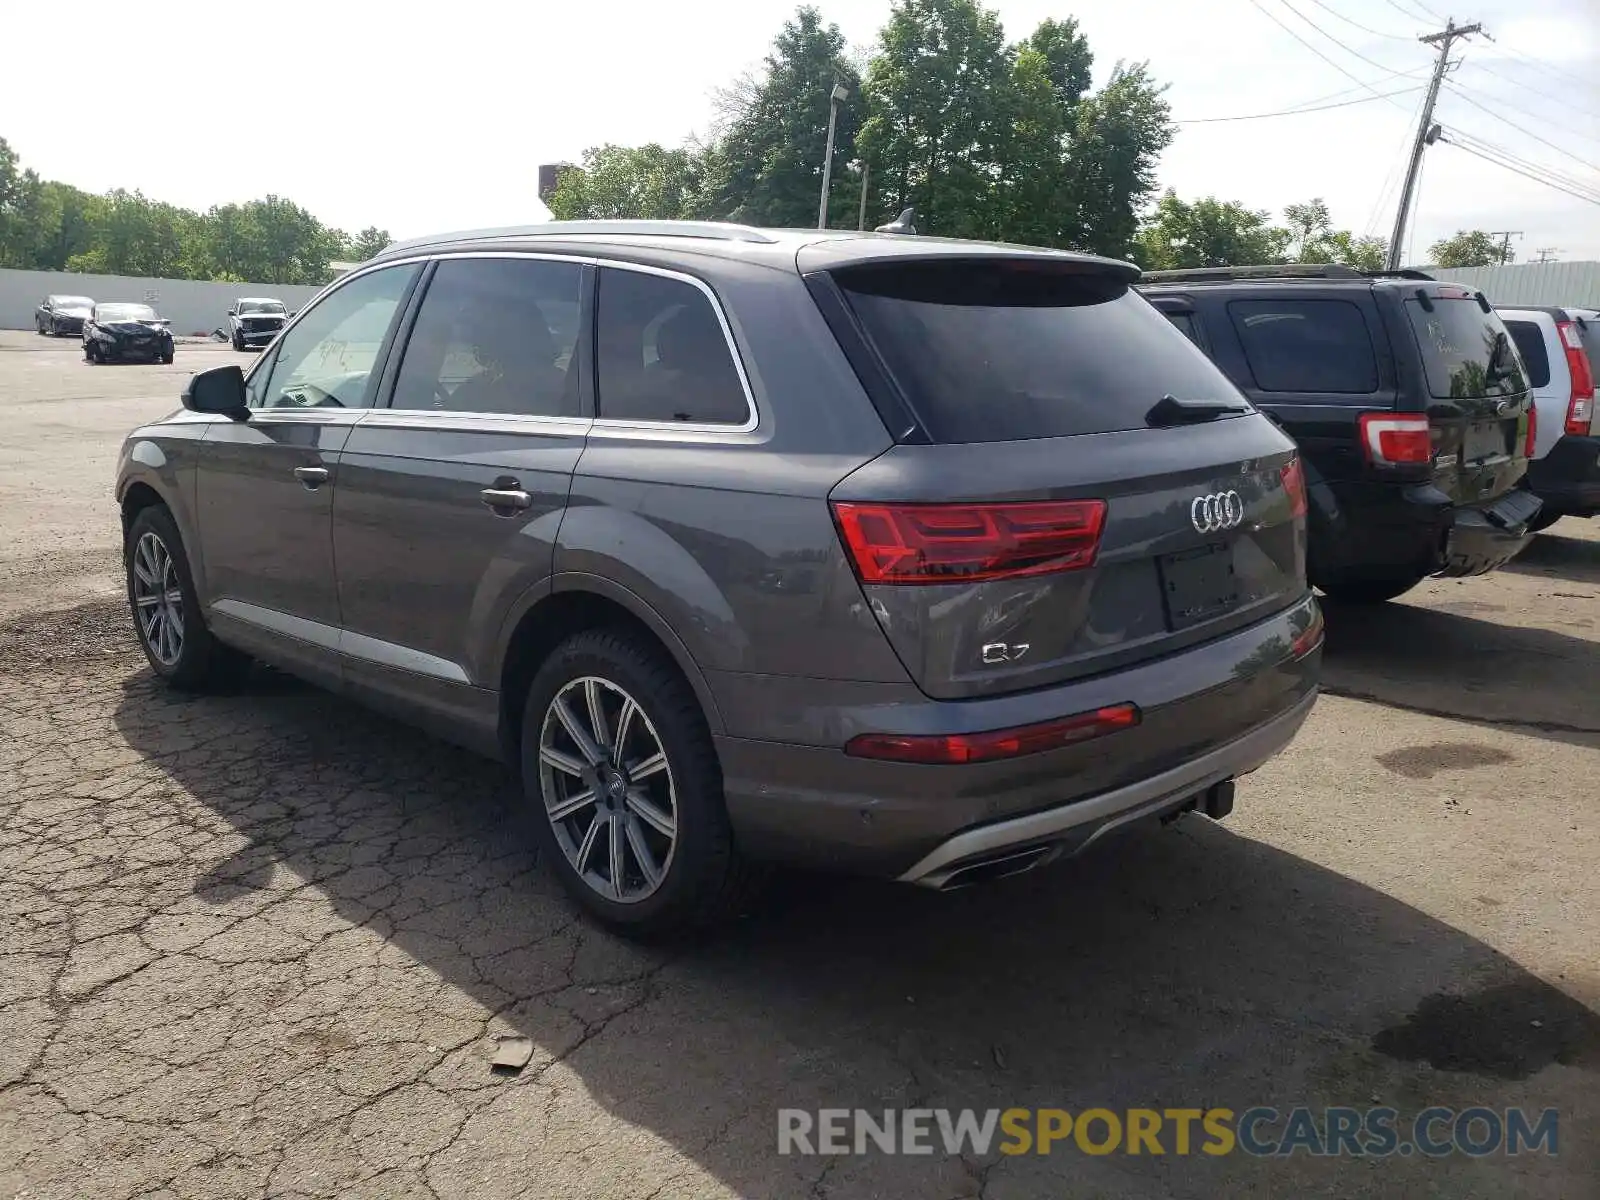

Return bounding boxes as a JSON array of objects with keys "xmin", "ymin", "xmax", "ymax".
[
  {"xmin": 227, "ymin": 308, "xmax": 236, "ymax": 316},
  {"xmin": 183, "ymin": 364, "xmax": 249, "ymax": 418}
]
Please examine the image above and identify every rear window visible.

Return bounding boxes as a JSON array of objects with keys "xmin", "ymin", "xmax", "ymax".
[
  {"xmin": 1227, "ymin": 299, "xmax": 1379, "ymax": 395},
  {"xmin": 1503, "ymin": 319, "xmax": 1551, "ymax": 389},
  {"xmin": 1405, "ymin": 297, "xmax": 1527, "ymax": 400},
  {"xmin": 835, "ymin": 262, "xmax": 1244, "ymax": 442}
]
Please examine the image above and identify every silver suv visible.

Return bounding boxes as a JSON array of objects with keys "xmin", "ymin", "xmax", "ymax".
[{"xmin": 116, "ymin": 221, "xmax": 1322, "ymax": 934}]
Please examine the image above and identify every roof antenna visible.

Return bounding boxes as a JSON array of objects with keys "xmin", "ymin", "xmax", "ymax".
[{"xmin": 875, "ymin": 207, "xmax": 917, "ymax": 235}]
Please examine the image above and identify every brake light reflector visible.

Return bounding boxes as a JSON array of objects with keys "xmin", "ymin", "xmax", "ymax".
[
  {"xmin": 1557, "ymin": 321, "xmax": 1596, "ymax": 435},
  {"xmin": 1358, "ymin": 413, "xmax": 1432, "ymax": 465},
  {"xmin": 845, "ymin": 703, "xmax": 1140, "ymax": 764},
  {"xmin": 1279, "ymin": 456, "xmax": 1307, "ymax": 518},
  {"xmin": 831, "ymin": 499, "xmax": 1107, "ymax": 585},
  {"xmin": 1524, "ymin": 401, "xmax": 1538, "ymax": 458}
]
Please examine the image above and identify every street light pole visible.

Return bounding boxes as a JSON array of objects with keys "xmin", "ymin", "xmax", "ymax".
[{"xmin": 818, "ymin": 83, "xmax": 849, "ymax": 230}]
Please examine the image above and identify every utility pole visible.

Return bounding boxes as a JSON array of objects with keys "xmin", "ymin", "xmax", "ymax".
[
  {"xmin": 1387, "ymin": 18, "xmax": 1483, "ymax": 270},
  {"xmin": 858, "ymin": 162, "xmax": 870, "ymax": 231},
  {"xmin": 1534, "ymin": 247, "xmax": 1561, "ymax": 264},
  {"xmin": 1487, "ymin": 230, "xmax": 1521, "ymax": 264}
]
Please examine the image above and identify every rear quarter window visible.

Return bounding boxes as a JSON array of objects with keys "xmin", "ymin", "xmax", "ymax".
[
  {"xmin": 834, "ymin": 262, "xmax": 1245, "ymax": 443},
  {"xmin": 1503, "ymin": 319, "xmax": 1552, "ymax": 389},
  {"xmin": 1227, "ymin": 298, "xmax": 1379, "ymax": 396}
]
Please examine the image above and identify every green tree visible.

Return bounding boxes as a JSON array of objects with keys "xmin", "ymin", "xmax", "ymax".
[
  {"xmin": 1065, "ymin": 61, "xmax": 1173, "ymax": 257},
  {"xmin": 1324, "ymin": 230, "xmax": 1389, "ymax": 273},
  {"xmin": 546, "ymin": 144, "xmax": 704, "ymax": 221},
  {"xmin": 350, "ymin": 226, "xmax": 392, "ymax": 261},
  {"xmin": 858, "ymin": 0, "xmax": 1012, "ymax": 238},
  {"xmin": 1137, "ymin": 191, "xmax": 1289, "ymax": 269},
  {"xmin": 1283, "ymin": 198, "xmax": 1333, "ymax": 261},
  {"xmin": 701, "ymin": 7, "xmax": 862, "ymax": 227},
  {"xmin": 1429, "ymin": 229, "xmax": 1508, "ymax": 267}
]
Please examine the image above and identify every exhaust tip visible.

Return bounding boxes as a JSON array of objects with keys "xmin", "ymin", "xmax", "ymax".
[{"xmin": 935, "ymin": 845, "xmax": 1057, "ymax": 891}]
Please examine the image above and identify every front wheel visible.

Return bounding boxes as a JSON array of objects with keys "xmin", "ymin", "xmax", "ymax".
[
  {"xmin": 1317, "ymin": 574, "xmax": 1425, "ymax": 604},
  {"xmin": 125, "ymin": 506, "xmax": 250, "ymax": 690},
  {"xmin": 160, "ymin": 347, "xmax": 175, "ymax": 365},
  {"xmin": 231, "ymin": 331, "xmax": 245, "ymax": 352},
  {"xmin": 520, "ymin": 629, "xmax": 754, "ymax": 936}
]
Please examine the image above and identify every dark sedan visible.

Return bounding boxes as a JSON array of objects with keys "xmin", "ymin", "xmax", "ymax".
[
  {"xmin": 84, "ymin": 303, "xmax": 176, "ymax": 364},
  {"xmin": 35, "ymin": 295, "xmax": 96, "ymax": 337}
]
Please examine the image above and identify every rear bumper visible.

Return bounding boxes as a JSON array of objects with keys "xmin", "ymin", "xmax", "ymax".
[
  {"xmin": 1313, "ymin": 480, "xmax": 1536, "ymax": 581},
  {"xmin": 714, "ymin": 593, "xmax": 1321, "ymax": 878},
  {"xmin": 1527, "ymin": 435, "xmax": 1600, "ymax": 514}
]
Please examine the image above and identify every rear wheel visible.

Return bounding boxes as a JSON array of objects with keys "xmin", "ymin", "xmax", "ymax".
[
  {"xmin": 125, "ymin": 506, "xmax": 250, "ymax": 690},
  {"xmin": 1317, "ymin": 574, "xmax": 1424, "ymax": 604},
  {"xmin": 520, "ymin": 629, "xmax": 754, "ymax": 936},
  {"xmin": 1527, "ymin": 507, "xmax": 1562, "ymax": 533}
]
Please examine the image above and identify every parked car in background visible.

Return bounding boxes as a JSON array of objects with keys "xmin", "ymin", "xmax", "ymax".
[
  {"xmin": 1142, "ymin": 264, "xmax": 1540, "ymax": 604},
  {"xmin": 84, "ymin": 303, "xmax": 175, "ymax": 365},
  {"xmin": 227, "ymin": 297, "xmax": 288, "ymax": 351},
  {"xmin": 115, "ymin": 221, "xmax": 1321, "ymax": 934},
  {"xmin": 1498, "ymin": 305, "xmax": 1599, "ymax": 531},
  {"xmin": 35, "ymin": 295, "xmax": 95, "ymax": 337}
]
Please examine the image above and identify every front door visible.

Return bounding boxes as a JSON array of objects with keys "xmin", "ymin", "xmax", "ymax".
[
  {"xmin": 196, "ymin": 263, "xmax": 421, "ymax": 687},
  {"xmin": 331, "ymin": 255, "xmax": 590, "ymax": 747}
]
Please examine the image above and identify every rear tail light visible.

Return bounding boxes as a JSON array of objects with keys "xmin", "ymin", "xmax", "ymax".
[
  {"xmin": 1358, "ymin": 413, "xmax": 1432, "ymax": 465},
  {"xmin": 1557, "ymin": 321, "xmax": 1596, "ymax": 435},
  {"xmin": 1524, "ymin": 401, "xmax": 1538, "ymax": 458},
  {"xmin": 845, "ymin": 703, "xmax": 1140, "ymax": 765},
  {"xmin": 1291, "ymin": 605, "xmax": 1324, "ymax": 660},
  {"xmin": 831, "ymin": 499, "xmax": 1107, "ymax": 585},
  {"xmin": 1279, "ymin": 456, "xmax": 1307, "ymax": 518}
]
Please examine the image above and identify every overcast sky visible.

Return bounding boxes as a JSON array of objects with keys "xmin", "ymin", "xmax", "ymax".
[{"xmin": 5, "ymin": 0, "xmax": 1597, "ymax": 262}]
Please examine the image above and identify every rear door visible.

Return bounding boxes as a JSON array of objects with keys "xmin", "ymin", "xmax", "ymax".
[
  {"xmin": 818, "ymin": 257, "xmax": 1306, "ymax": 701},
  {"xmin": 1401, "ymin": 289, "xmax": 1532, "ymax": 504}
]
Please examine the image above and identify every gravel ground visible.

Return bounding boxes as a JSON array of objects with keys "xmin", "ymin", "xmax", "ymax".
[{"xmin": 0, "ymin": 329, "xmax": 1596, "ymax": 1198}]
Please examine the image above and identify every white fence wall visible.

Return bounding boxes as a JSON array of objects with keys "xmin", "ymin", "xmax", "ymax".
[
  {"xmin": 1422, "ymin": 260, "xmax": 1600, "ymax": 309},
  {"xmin": 0, "ymin": 268, "xmax": 324, "ymax": 336}
]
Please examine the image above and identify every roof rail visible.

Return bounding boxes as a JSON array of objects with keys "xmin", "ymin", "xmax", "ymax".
[
  {"xmin": 1362, "ymin": 268, "xmax": 1435, "ymax": 280},
  {"xmin": 382, "ymin": 219, "xmax": 780, "ymax": 256},
  {"xmin": 1140, "ymin": 263, "xmax": 1365, "ymax": 283}
]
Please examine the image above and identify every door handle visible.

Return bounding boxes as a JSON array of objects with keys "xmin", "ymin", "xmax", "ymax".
[
  {"xmin": 294, "ymin": 465, "xmax": 329, "ymax": 489},
  {"xmin": 481, "ymin": 485, "xmax": 533, "ymax": 513}
]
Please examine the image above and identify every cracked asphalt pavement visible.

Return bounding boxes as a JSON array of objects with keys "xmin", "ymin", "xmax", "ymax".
[{"xmin": 1, "ymin": 329, "xmax": 1597, "ymax": 1198}]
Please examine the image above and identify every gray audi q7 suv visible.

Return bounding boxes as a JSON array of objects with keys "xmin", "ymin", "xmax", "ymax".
[{"xmin": 115, "ymin": 220, "xmax": 1323, "ymax": 934}]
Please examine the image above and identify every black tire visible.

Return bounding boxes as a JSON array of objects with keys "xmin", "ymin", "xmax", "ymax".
[
  {"xmin": 519, "ymin": 628, "xmax": 756, "ymax": 937},
  {"xmin": 124, "ymin": 505, "xmax": 250, "ymax": 691},
  {"xmin": 231, "ymin": 331, "xmax": 245, "ymax": 352},
  {"xmin": 1527, "ymin": 507, "xmax": 1562, "ymax": 533},
  {"xmin": 1317, "ymin": 574, "xmax": 1425, "ymax": 605},
  {"xmin": 160, "ymin": 349, "xmax": 175, "ymax": 365}
]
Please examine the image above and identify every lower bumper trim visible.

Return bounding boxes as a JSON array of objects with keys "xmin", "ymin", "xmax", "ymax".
[{"xmin": 896, "ymin": 688, "xmax": 1318, "ymax": 888}]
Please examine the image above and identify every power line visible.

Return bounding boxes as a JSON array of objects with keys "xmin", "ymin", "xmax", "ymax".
[
  {"xmin": 1276, "ymin": 0, "xmax": 1421, "ymax": 77},
  {"xmin": 1244, "ymin": 0, "xmax": 1418, "ymax": 110},
  {"xmin": 1442, "ymin": 127, "xmax": 1600, "ymax": 203},
  {"xmin": 1177, "ymin": 84, "xmax": 1424, "ymax": 124},
  {"xmin": 1465, "ymin": 57, "xmax": 1600, "ymax": 123},
  {"xmin": 1451, "ymin": 68, "xmax": 1600, "ymax": 143},
  {"xmin": 1365, "ymin": 86, "xmax": 1431, "ymax": 237},
  {"xmin": 1388, "ymin": 0, "xmax": 1443, "ymax": 20},
  {"xmin": 1299, "ymin": 0, "xmax": 1413, "ymax": 41},
  {"xmin": 1440, "ymin": 82, "xmax": 1600, "ymax": 173},
  {"xmin": 1487, "ymin": 36, "xmax": 1595, "ymax": 94},
  {"xmin": 1438, "ymin": 135, "xmax": 1600, "ymax": 208}
]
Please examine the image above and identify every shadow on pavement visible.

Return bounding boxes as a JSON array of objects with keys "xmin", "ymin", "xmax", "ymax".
[
  {"xmin": 1319, "ymin": 596, "xmax": 1600, "ymax": 742},
  {"xmin": 110, "ymin": 664, "xmax": 1599, "ymax": 1199},
  {"xmin": 1500, "ymin": 526, "xmax": 1600, "ymax": 588}
]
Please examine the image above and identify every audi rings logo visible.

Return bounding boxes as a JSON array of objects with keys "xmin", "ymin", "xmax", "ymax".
[{"xmin": 1191, "ymin": 491, "xmax": 1245, "ymax": 534}]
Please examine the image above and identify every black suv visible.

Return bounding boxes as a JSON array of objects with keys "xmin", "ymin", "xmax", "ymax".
[{"xmin": 1142, "ymin": 265, "xmax": 1540, "ymax": 603}]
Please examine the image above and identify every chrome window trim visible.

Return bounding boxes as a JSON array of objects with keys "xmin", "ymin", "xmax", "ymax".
[{"xmin": 356, "ymin": 410, "xmax": 592, "ymax": 438}]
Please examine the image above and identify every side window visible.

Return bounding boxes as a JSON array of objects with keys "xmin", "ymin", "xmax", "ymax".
[
  {"xmin": 1163, "ymin": 311, "xmax": 1202, "ymax": 346},
  {"xmin": 1228, "ymin": 298, "xmax": 1379, "ymax": 396},
  {"xmin": 253, "ymin": 265, "xmax": 417, "ymax": 410},
  {"xmin": 1503, "ymin": 320, "xmax": 1551, "ymax": 389},
  {"xmin": 595, "ymin": 268, "xmax": 750, "ymax": 425},
  {"xmin": 390, "ymin": 257, "xmax": 584, "ymax": 416}
]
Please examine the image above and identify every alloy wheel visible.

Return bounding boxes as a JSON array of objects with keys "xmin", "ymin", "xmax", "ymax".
[
  {"xmin": 538, "ymin": 676, "xmax": 678, "ymax": 904},
  {"xmin": 131, "ymin": 531, "xmax": 184, "ymax": 667}
]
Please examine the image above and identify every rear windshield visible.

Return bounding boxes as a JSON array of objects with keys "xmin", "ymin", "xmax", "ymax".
[
  {"xmin": 1503, "ymin": 319, "xmax": 1551, "ymax": 389},
  {"xmin": 834, "ymin": 261, "xmax": 1246, "ymax": 442},
  {"xmin": 1406, "ymin": 297, "xmax": 1526, "ymax": 400}
]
